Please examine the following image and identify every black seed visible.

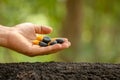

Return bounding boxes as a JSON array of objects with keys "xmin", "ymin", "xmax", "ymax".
[
  {"xmin": 56, "ymin": 38, "xmax": 64, "ymax": 44},
  {"xmin": 49, "ymin": 40, "xmax": 57, "ymax": 45},
  {"xmin": 42, "ymin": 36, "xmax": 51, "ymax": 43},
  {"xmin": 39, "ymin": 41, "xmax": 48, "ymax": 47}
]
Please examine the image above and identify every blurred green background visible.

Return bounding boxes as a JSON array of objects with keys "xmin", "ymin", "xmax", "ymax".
[{"xmin": 0, "ymin": 0, "xmax": 120, "ymax": 63}]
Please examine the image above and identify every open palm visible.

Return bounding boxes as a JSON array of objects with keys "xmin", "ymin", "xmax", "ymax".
[{"xmin": 6, "ymin": 23, "xmax": 71, "ymax": 56}]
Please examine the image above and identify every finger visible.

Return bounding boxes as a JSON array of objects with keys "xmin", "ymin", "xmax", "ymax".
[
  {"xmin": 29, "ymin": 44, "xmax": 62, "ymax": 56},
  {"xmin": 61, "ymin": 40, "xmax": 71, "ymax": 48},
  {"xmin": 15, "ymin": 23, "xmax": 53, "ymax": 34},
  {"xmin": 55, "ymin": 38, "xmax": 71, "ymax": 48},
  {"xmin": 28, "ymin": 40, "xmax": 71, "ymax": 56},
  {"xmin": 34, "ymin": 25, "xmax": 53, "ymax": 34}
]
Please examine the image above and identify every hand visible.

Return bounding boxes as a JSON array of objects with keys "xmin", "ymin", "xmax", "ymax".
[{"xmin": 5, "ymin": 23, "xmax": 71, "ymax": 56}]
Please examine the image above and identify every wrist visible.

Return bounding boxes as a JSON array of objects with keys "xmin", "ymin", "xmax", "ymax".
[{"xmin": 0, "ymin": 25, "xmax": 11, "ymax": 47}]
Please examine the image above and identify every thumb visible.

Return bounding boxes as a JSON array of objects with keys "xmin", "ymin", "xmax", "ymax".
[{"xmin": 34, "ymin": 25, "xmax": 53, "ymax": 34}]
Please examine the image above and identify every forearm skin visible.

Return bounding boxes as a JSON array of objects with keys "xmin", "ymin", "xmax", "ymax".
[{"xmin": 0, "ymin": 25, "xmax": 10, "ymax": 47}]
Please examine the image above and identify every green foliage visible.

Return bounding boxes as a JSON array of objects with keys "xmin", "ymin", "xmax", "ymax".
[{"xmin": 0, "ymin": 0, "xmax": 120, "ymax": 63}]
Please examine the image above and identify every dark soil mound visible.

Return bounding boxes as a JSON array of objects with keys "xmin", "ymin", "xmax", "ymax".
[{"xmin": 0, "ymin": 62, "xmax": 119, "ymax": 80}]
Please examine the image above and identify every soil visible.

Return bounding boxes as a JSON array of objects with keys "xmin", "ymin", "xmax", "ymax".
[{"xmin": 0, "ymin": 62, "xmax": 119, "ymax": 80}]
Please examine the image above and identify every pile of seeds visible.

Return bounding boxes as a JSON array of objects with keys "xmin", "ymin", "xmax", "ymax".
[{"xmin": 32, "ymin": 35, "xmax": 64, "ymax": 47}]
